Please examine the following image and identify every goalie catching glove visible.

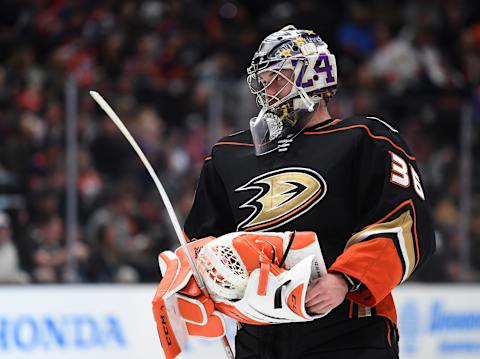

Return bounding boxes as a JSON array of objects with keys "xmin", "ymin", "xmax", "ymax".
[
  {"xmin": 152, "ymin": 231, "xmax": 329, "ymax": 358},
  {"xmin": 196, "ymin": 231, "xmax": 330, "ymax": 324}
]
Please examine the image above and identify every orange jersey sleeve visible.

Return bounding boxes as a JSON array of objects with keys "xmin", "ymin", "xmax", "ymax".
[{"xmin": 329, "ymin": 119, "xmax": 435, "ymax": 308}]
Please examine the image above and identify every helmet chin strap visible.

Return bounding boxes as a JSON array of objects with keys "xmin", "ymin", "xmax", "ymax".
[{"xmin": 295, "ymin": 87, "xmax": 316, "ymax": 112}]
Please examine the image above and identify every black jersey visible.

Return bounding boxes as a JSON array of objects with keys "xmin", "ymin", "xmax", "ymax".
[{"xmin": 184, "ymin": 116, "xmax": 435, "ymax": 327}]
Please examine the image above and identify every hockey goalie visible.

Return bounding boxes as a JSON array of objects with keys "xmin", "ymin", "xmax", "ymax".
[
  {"xmin": 152, "ymin": 231, "xmax": 329, "ymax": 358},
  {"xmin": 152, "ymin": 24, "xmax": 435, "ymax": 359}
]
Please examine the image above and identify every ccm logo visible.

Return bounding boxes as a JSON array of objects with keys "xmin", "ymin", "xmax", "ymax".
[{"xmin": 160, "ymin": 315, "xmax": 172, "ymax": 345}]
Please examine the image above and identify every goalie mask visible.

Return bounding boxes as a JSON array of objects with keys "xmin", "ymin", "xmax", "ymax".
[{"xmin": 247, "ymin": 25, "xmax": 338, "ymax": 155}]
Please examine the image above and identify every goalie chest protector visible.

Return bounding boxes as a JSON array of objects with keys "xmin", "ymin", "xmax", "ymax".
[{"xmin": 184, "ymin": 116, "xmax": 435, "ymax": 327}]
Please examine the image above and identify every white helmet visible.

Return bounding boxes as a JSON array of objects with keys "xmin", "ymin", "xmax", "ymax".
[{"xmin": 247, "ymin": 25, "xmax": 338, "ymax": 155}]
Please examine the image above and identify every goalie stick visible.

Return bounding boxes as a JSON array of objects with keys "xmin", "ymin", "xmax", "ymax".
[{"xmin": 89, "ymin": 91, "xmax": 235, "ymax": 359}]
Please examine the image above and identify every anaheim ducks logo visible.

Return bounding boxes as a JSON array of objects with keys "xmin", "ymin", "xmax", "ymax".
[{"xmin": 236, "ymin": 167, "xmax": 327, "ymax": 231}]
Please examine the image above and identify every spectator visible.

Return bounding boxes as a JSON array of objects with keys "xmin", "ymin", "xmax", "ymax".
[
  {"xmin": 85, "ymin": 183, "xmax": 156, "ymax": 281},
  {"xmin": 31, "ymin": 215, "xmax": 89, "ymax": 283},
  {"xmin": 0, "ymin": 1, "xmax": 475, "ymax": 283},
  {"xmin": 0, "ymin": 212, "xmax": 29, "ymax": 284},
  {"xmin": 86, "ymin": 222, "xmax": 139, "ymax": 282}
]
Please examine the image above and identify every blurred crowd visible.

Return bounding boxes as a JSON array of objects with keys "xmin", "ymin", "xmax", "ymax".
[{"xmin": 0, "ymin": 0, "xmax": 479, "ymax": 284}]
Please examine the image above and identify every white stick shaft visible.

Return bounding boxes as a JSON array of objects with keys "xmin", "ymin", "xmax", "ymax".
[
  {"xmin": 89, "ymin": 91, "xmax": 235, "ymax": 358},
  {"xmin": 89, "ymin": 91, "xmax": 206, "ymax": 289}
]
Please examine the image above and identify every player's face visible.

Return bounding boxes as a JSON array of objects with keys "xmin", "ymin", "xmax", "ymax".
[{"xmin": 259, "ymin": 69, "xmax": 294, "ymax": 104}]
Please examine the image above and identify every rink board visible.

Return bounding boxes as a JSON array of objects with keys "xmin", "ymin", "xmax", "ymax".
[{"xmin": 0, "ymin": 284, "xmax": 479, "ymax": 358}]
